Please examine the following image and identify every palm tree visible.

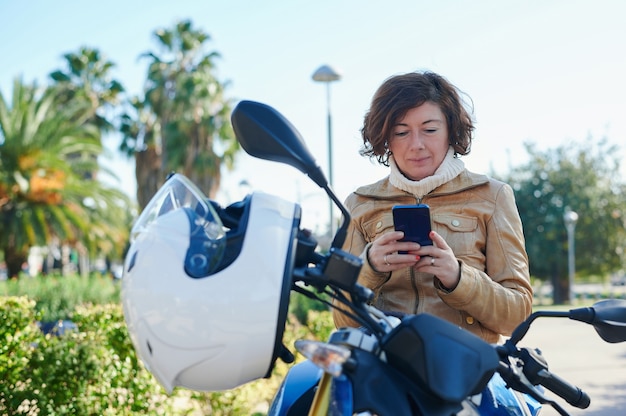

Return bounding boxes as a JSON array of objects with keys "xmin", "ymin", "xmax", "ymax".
[
  {"xmin": 48, "ymin": 47, "xmax": 126, "ymax": 185},
  {"xmin": 0, "ymin": 79, "xmax": 131, "ymax": 278},
  {"xmin": 118, "ymin": 97, "xmax": 161, "ymax": 209},
  {"xmin": 49, "ymin": 47, "xmax": 124, "ymax": 134},
  {"xmin": 119, "ymin": 19, "xmax": 238, "ymax": 209}
]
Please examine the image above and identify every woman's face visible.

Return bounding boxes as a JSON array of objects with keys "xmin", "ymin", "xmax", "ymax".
[{"xmin": 389, "ymin": 102, "xmax": 449, "ymax": 181}]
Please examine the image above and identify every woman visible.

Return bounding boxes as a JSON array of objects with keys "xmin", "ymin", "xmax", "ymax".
[{"xmin": 332, "ymin": 71, "xmax": 532, "ymax": 343}]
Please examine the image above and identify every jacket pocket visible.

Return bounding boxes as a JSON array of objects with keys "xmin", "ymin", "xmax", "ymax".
[
  {"xmin": 362, "ymin": 214, "xmax": 395, "ymax": 242},
  {"xmin": 432, "ymin": 214, "xmax": 480, "ymax": 256}
]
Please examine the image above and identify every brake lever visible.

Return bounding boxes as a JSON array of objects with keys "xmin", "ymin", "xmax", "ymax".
[{"xmin": 518, "ymin": 347, "xmax": 590, "ymax": 409}]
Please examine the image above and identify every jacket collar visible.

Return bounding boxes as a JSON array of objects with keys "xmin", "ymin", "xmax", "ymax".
[{"xmin": 354, "ymin": 169, "xmax": 490, "ymax": 200}]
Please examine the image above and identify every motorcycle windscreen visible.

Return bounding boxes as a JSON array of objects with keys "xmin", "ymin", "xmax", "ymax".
[{"xmin": 381, "ymin": 313, "xmax": 499, "ymax": 403}]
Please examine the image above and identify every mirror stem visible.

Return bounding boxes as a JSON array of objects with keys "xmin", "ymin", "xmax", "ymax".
[{"xmin": 323, "ymin": 184, "xmax": 350, "ymax": 249}]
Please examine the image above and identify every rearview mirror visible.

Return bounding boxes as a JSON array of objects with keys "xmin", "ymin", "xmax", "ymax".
[
  {"xmin": 231, "ymin": 100, "xmax": 328, "ymax": 188},
  {"xmin": 570, "ymin": 299, "xmax": 626, "ymax": 343}
]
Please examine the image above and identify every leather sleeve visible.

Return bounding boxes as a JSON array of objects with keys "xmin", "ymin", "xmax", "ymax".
[{"xmin": 437, "ymin": 183, "xmax": 533, "ymax": 336}]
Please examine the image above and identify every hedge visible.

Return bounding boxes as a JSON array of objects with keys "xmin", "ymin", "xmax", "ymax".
[{"xmin": 0, "ymin": 294, "xmax": 334, "ymax": 415}]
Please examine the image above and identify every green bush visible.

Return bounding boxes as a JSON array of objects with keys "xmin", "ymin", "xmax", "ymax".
[
  {"xmin": 0, "ymin": 294, "xmax": 336, "ymax": 415},
  {"xmin": 0, "ymin": 296, "xmax": 42, "ymax": 412},
  {"xmin": 0, "ymin": 273, "xmax": 120, "ymax": 322},
  {"xmin": 0, "ymin": 297, "xmax": 176, "ymax": 415},
  {"xmin": 289, "ymin": 290, "xmax": 331, "ymax": 325}
]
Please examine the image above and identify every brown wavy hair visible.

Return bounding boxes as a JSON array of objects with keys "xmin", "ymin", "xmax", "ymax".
[{"xmin": 360, "ymin": 71, "xmax": 475, "ymax": 166}]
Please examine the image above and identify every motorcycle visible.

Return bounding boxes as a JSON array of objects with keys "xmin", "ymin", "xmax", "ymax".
[{"xmin": 122, "ymin": 100, "xmax": 626, "ymax": 416}]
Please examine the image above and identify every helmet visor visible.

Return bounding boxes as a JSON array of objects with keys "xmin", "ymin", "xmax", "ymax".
[{"xmin": 131, "ymin": 173, "xmax": 224, "ymax": 243}]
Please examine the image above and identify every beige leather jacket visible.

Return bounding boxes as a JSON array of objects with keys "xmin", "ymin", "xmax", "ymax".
[{"xmin": 332, "ymin": 170, "xmax": 533, "ymax": 343}]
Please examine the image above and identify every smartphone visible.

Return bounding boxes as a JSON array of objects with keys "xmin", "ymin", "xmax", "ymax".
[{"xmin": 392, "ymin": 204, "xmax": 433, "ymax": 252}]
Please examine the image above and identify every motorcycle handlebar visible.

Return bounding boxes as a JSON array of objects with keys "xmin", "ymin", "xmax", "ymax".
[
  {"xmin": 514, "ymin": 346, "xmax": 590, "ymax": 410},
  {"xmin": 538, "ymin": 369, "xmax": 590, "ymax": 409}
]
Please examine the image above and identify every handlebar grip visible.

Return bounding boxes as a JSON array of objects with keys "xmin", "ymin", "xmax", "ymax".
[{"xmin": 539, "ymin": 369, "xmax": 590, "ymax": 409}]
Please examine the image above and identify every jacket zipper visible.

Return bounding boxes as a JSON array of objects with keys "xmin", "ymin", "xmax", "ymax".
[
  {"xmin": 410, "ymin": 195, "xmax": 425, "ymax": 312},
  {"xmin": 410, "ymin": 268, "xmax": 420, "ymax": 314}
]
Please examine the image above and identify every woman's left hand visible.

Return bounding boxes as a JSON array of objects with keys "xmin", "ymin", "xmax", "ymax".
[{"xmin": 415, "ymin": 231, "xmax": 460, "ymax": 291}]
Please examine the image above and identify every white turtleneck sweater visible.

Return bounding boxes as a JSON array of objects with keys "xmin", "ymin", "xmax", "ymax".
[{"xmin": 388, "ymin": 147, "xmax": 466, "ymax": 199}]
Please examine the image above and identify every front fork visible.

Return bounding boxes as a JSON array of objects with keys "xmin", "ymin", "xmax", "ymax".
[
  {"xmin": 307, "ymin": 372, "xmax": 355, "ymax": 416},
  {"xmin": 300, "ymin": 327, "xmax": 380, "ymax": 416},
  {"xmin": 307, "ymin": 372, "xmax": 333, "ymax": 416}
]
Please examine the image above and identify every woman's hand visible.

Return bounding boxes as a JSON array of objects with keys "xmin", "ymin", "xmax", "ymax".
[
  {"xmin": 414, "ymin": 231, "xmax": 460, "ymax": 291},
  {"xmin": 368, "ymin": 230, "xmax": 460, "ymax": 291},
  {"xmin": 367, "ymin": 231, "xmax": 420, "ymax": 272}
]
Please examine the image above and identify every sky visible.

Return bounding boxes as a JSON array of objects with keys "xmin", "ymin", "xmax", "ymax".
[{"xmin": 1, "ymin": 0, "xmax": 625, "ymax": 232}]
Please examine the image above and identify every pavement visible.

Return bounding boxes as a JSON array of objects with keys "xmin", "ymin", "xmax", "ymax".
[
  {"xmin": 533, "ymin": 283, "xmax": 626, "ymax": 304},
  {"xmin": 517, "ymin": 313, "xmax": 626, "ymax": 415}
]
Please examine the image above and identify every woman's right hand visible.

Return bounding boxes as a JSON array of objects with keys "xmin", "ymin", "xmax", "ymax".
[{"xmin": 367, "ymin": 231, "xmax": 421, "ymax": 272}]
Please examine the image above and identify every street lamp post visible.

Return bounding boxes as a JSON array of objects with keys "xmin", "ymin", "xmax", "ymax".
[
  {"xmin": 563, "ymin": 208, "xmax": 579, "ymax": 304},
  {"xmin": 312, "ymin": 64, "xmax": 341, "ymax": 237}
]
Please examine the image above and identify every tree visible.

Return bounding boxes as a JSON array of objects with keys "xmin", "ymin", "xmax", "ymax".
[
  {"xmin": 118, "ymin": 97, "xmax": 161, "ymax": 209},
  {"xmin": 49, "ymin": 47, "xmax": 124, "ymax": 134},
  {"xmin": 48, "ymin": 47, "xmax": 126, "ymax": 184},
  {"xmin": 119, "ymin": 19, "xmax": 238, "ymax": 209},
  {"xmin": 0, "ymin": 79, "xmax": 131, "ymax": 278},
  {"xmin": 501, "ymin": 138, "xmax": 626, "ymax": 303}
]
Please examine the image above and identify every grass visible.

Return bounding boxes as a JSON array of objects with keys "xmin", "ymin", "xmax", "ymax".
[{"xmin": 0, "ymin": 272, "xmax": 120, "ymax": 321}]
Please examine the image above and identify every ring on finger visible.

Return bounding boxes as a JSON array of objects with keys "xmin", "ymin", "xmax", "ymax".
[
  {"xmin": 430, "ymin": 257, "xmax": 435, "ymax": 266},
  {"xmin": 384, "ymin": 254, "xmax": 390, "ymax": 266}
]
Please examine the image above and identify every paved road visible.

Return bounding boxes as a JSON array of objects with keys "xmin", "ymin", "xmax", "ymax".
[{"xmin": 518, "ymin": 314, "xmax": 626, "ymax": 415}]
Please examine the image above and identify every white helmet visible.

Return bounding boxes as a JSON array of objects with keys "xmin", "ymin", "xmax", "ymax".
[{"xmin": 122, "ymin": 173, "xmax": 298, "ymax": 393}]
